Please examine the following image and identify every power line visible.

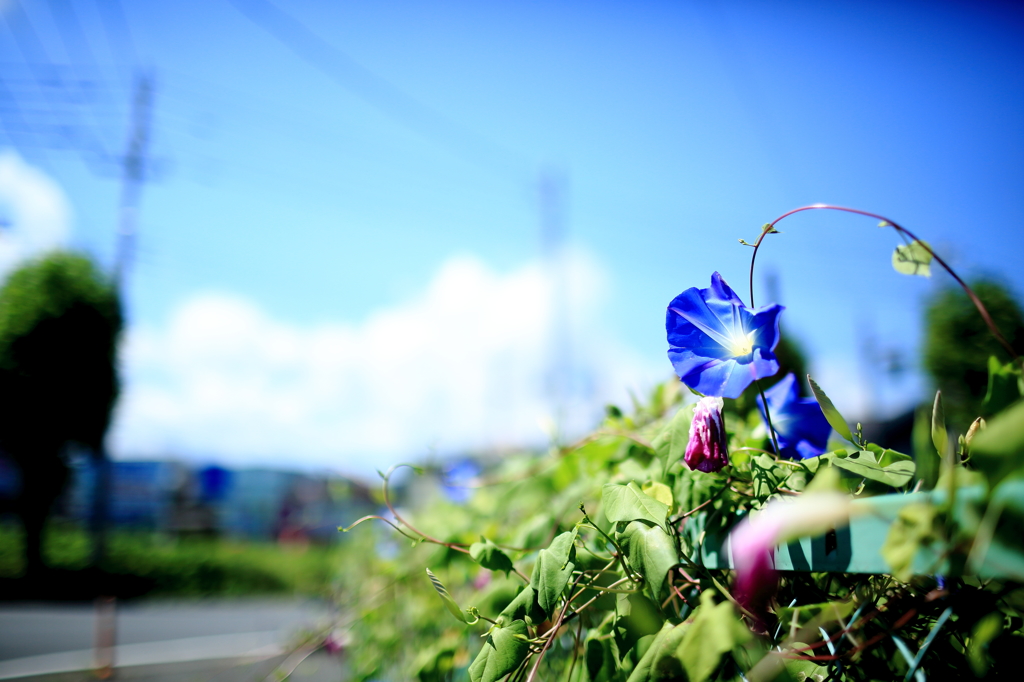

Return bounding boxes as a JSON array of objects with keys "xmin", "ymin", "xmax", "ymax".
[
  {"xmin": 93, "ymin": 0, "xmax": 137, "ymax": 67},
  {"xmin": 0, "ymin": 74, "xmax": 51, "ymax": 161},
  {"xmin": 47, "ymin": 0, "xmax": 124, "ymax": 155},
  {"xmin": 226, "ymin": 0, "xmax": 531, "ymax": 179},
  {"xmin": 48, "ymin": 0, "xmax": 101, "ymax": 67},
  {"xmin": 1, "ymin": 1, "xmax": 113, "ymax": 165}
]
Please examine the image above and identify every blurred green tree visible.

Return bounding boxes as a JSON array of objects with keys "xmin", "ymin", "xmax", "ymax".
[
  {"xmin": 923, "ymin": 280, "xmax": 1024, "ymax": 432},
  {"xmin": 0, "ymin": 253, "xmax": 122, "ymax": 577}
]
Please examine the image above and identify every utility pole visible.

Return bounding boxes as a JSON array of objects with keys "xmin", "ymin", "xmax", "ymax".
[
  {"xmin": 92, "ymin": 72, "xmax": 153, "ymax": 566},
  {"xmin": 113, "ymin": 72, "xmax": 153, "ymax": 286}
]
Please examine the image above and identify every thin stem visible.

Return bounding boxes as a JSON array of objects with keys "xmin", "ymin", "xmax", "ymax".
[
  {"xmin": 561, "ymin": 430, "xmax": 655, "ymax": 454},
  {"xmin": 732, "ymin": 447, "xmax": 776, "ymax": 456},
  {"xmin": 673, "ymin": 477, "xmax": 731, "ymax": 521},
  {"xmin": 340, "ymin": 515, "xmax": 423, "ymax": 544},
  {"xmin": 565, "ymin": 616, "xmax": 584, "ymax": 682},
  {"xmin": 678, "ymin": 567, "xmax": 698, "ymax": 584},
  {"xmin": 525, "ymin": 573, "xmax": 584, "ymax": 682},
  {"xmin": 749, "ymin": 204, "xmax": 1020, "ymax": 364},
  {"xmin": 380, "ymin": 465, "xmax": 471, "ymax": 553},
  {"xmin": 755, "ymin": 378, "xmax": 782, "ymax": 458},
  {"xmin": 472, "ymin": 612, "xmax": 501, "ymax": 626},
  {"xmin": 579, "ymin": 506, "xmax": 641, "ymax": 582},
  {"xmin": 564, "ymin": 576, "xmax": 634, "ymax": 612},
  {"xmin": 263, "ymin": 646, "xmax": 317, "ymax": 682},
  {"xmin": 710, "ymin": 575, "xmax": 760, "ymax": 622}
]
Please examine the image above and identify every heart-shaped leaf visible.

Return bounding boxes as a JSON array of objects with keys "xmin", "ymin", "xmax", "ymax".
[
  {"xmin": 603, "ymin": 482, "xmax": 669, "ymax": 529},
  {"xmin": 618, "ymin": 520, "xmax": 678, "ymax": 602},
  {"xmin": 892, "ymin": 240, "xmax": 933, "ymax": 277},
  {"xmin": 470, "ymin": 538, "xmax": 515, "ymax": 576},
  {"xmin": 530, "ymin": 530, "xmax": 577, "ymax": 617},
  {"xmin": 832, "ymin": 446, "xmax": 915, "ymax": 487},
  {"xmin": 468, "ymin": 620, "xmax": 530, "ymax": 682}
]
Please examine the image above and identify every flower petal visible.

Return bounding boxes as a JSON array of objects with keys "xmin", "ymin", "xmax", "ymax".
[
  {"xmin": 748, "ymin": 304, "xmax": 784, "ymax": 353},
  {"xmin": 665, "ymin": 273, "xmax": 785, "ymax": 398},
  {"xmin": 758, "ymin": 373, "xmax": 832, "ymax": 459}
]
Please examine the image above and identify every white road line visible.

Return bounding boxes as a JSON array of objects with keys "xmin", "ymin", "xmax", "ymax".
[{"xmin": 0, "ymin": 631, "xmax": 285, "ymax": 680}]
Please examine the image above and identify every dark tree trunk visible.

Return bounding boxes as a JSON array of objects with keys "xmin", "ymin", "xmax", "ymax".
[
  {"xmin": 90, "ymin": 451, "xmax": 110, "ymax": 566},
  {"xmin": 16, "ymin": 451, "xmax": 69, "ymax": 578}
]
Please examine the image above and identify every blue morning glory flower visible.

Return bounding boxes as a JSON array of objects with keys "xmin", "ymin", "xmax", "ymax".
[
  {"xmin": 666, "ymin": 272, "xmax": 784, "ymax": 399},
  {"xmin": 441, "ymin": 460, "xmax": 480, "ymax": 504},
  {"xmin": 756, "ymin": 373, "xmax": 832, "ymax": 459}
]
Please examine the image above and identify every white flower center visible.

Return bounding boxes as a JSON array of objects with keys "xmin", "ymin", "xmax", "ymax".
[{"xmin": 728, "ymin": 330, "xmax": 754, "ymax": 357}]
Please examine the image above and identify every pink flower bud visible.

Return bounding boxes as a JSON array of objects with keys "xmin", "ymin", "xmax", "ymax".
[{"xmin": 684, "ymin": 397, "xmax": 729, "ymax": 473}]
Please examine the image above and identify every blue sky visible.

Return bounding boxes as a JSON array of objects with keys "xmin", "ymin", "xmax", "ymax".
[{"xmin": 1, "ymin": 0, "xmax": 1023, "ymax": 476}]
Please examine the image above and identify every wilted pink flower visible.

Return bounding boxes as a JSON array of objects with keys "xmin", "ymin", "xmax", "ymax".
[
  {"xmin": 730, "ymin": 492, "xmax": 852, "ymax": 625},
  {"xmin": 323, "ymin": 629, "xmax": 346, "ymax": 655},
  {"xmin": 685, "ymin": 396, "xmax": 729, "ymax": 473},
  {"xmin": 730, "ymin": 511, "xmax": 786, "ymax": 626}
]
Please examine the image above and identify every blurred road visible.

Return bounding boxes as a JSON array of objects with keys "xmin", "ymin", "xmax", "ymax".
[{"xmin": 0, "ymin": 598, "xmax": 343, "ymax": 681}]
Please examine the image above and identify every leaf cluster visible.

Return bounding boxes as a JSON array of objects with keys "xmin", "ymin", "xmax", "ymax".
[
  {"xmin": 0, "ymin": 251, "xmax": 122, "ymax": 456},
  {"xmin": 334, "ymin": 351, "xmax": 1024, "ymax": 682},
  {"xmin": 923, "ymin": 280, "xmax": 1024, "ymax": 431}
]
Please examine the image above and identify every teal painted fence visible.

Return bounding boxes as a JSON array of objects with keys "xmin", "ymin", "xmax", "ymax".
[{"xmin": 692, "ymin": 479, "xmax": 1024, "ymax": 578}]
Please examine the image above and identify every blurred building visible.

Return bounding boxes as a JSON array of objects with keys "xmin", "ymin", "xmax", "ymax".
[{"xmin": 0, "ymin": 454, "xmax": 373, "ymax": 544}]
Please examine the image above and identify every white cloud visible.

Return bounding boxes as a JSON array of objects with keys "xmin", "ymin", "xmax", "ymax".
[
  {"xmin": 110, "ymin": 250, "xmax": 666, "ymax": 476},
  {"xmin": 0, "ymin": 149, "xmax": 72, "ymax": 278}
]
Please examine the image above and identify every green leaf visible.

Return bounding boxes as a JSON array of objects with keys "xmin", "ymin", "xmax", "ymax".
[
  {"xmin": 969, "ymin": 612, "xmax": 1004, "ymax": 676},
  {"xmin": 807, "ymin": 375, "xmax": 854, "ymax": 442},
  {"xmin": 584, "ymin": 628, "xmax": 621, "ymax": 682},
  {"xmin": 751, "ymin": 453, "xmax": 788, "ymax": 500},
  {"xmin": 880, "ymin": 503, "xmax": 939, "ymax": 581},
  {"xmin": 932, "ymin": 391, "xmax": 949, "ymax": 459},
  {"xmin": 675, "ymin": 592, "xmax": 752, "ymax": 682},
  {"xmin": 499, "ymin": 585, "xmax": 542, "ymax": 624},
  {"xmin": 572, "ymin": 436, "xmax": 631, "ymax": 473},
  {"xmin": 832, "ymin": 446, "xmax": 916, "ymax": 487},
  {"xmin": 652, "ymin": 405, "xmax": 692, "ymax": 474},
  {"xmin": 978, "ymin": 479, "xmax": 1024, "ymax": 580},
  {"xmin": 425, "ymin": 568, "xmax": 467, "ymax": 624},
  {"xmin": 619, "ymin": 520, "xmax": 678, "ymax": 603},
  {"xmin": 982, "ymin": 355, "xmax": 1024, "ymax": 416},
  {"xmin": 603, "ymin": 482, "xmax": 670, "ymax": 529},
  {"xmin": 470, "ymin": 538, "xmax": 515, "ymax": 576},
  {"xmin": 775, "ymin": 600, "xmax": 856, "ymax": 633},
  {"xmin": 913, "ymin": 407, "xmax": 940, "ymax": 490},
  {"xmin": 616, "ymin": 591, "xmax": 666, "ymax": 653},
  {"xmin": 467, "ymin": 619, "xmax": 530, "ymax": 682},
  {"xmin": 625, "ymin": 621, "xmax": 690, "ymax": 682},
  {"xmin": 892, "ymin": 239, "xmax": 933, "ymax": 277},
  {"xmin": 968, "ymin": 399, "xmax": 1024, "ymax": 487},
  {"xmin": 642, "ymin": 481, "xmax": 674, "ymax": 511},
  {"xmin": 784, "ymin": 654, "xmax": 830, "ymax": 682},
  {"xmin": 673, "ymin": 471, "xmax": 720, "ymax": 517},
  {"xmin": 530, "ymin": 530, "xmax": 577, "ymax": 617}
]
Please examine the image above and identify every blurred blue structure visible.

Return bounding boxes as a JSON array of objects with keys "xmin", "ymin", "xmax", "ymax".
[
  {"xmin": 441, "ymin": 459, "xmax": 480, "ymax": 504},
  {"xmin": 0, "ymin": 454, "xmax": 372, "ymax": 543}
]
